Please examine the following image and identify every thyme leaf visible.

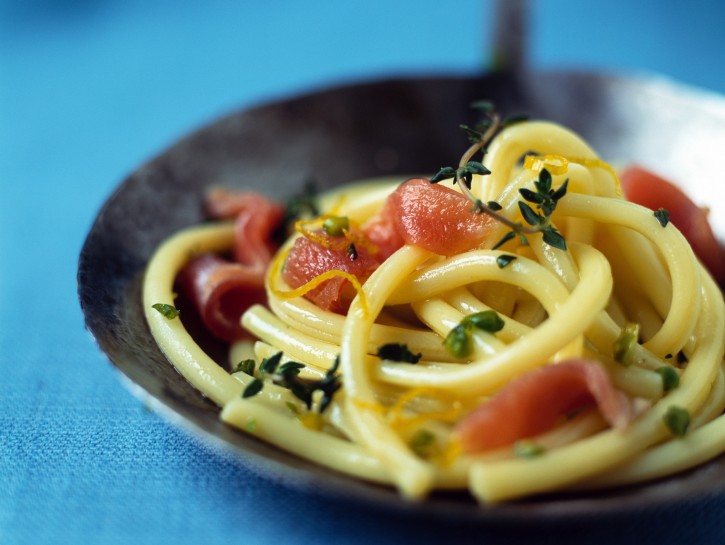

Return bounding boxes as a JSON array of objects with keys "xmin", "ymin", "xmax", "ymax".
[
  {"xmin": 492, "ymin": 230, "xmax": 518, "ymax": 250},
  {"xmin": 541, "ymin": 227, "xmax": 567, "ymax": 251},
  {"xmin": 513, "ymin": 440, "xmax": 545, "ymax": 458},
  {"xmin": 654, "ymin": 208, "xmax": 671, "ymax": 227},
  {"xmin": 151, "ymin": 303, "xmax": 180, "ymax": 319},
  {"xmin": 430, "ymin": 166, "xmax": 457, "ymax": 184},
  {"xmin": 240, "ymin": 352, "xmax": 342, "ymax": 413},
  {"xmin": 242, "ymin": 378, "xmax": 264, "ymax": 398},
  {"xmin": 233, "ymin": 359, "xmax": 256, "ymax": 376},
  {"xmin": 496, "ymin": 254, "xmax": 517, "ymax": 268},
  {"xmin": 282, "ymin": 180, "xmax": 318, "ymax": 224},
  {"xmin": 376, "ymin": 343, "xmax": 422, "ymax": 364}
]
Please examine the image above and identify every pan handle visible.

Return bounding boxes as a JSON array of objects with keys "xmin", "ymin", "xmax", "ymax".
[{"xmin": 489, "ymin": 0, "xmax": 528, "ymax": 74}]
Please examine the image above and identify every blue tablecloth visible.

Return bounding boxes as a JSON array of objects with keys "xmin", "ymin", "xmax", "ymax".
[{"xmin": 3, "ymin": 1, "xmax": 725, "ymax": 543}]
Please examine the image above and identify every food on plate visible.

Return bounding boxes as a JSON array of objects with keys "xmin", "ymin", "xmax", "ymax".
[{"xmin": 143, "ymin": 105, "xmax": 725, "ymax": 503}]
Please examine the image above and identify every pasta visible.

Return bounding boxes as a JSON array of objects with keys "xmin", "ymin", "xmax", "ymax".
[{"xmin": 143, "ymin": 117, "xmax": 725, "ymax": 503}]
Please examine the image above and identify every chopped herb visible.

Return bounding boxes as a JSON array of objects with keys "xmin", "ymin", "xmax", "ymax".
[
  {"xmin": 245, "ymin": 418, "xmax": 257, "ymax": 433},
  {"xmin": 502, "ymin": 113, "xmax": 530, "ymax": 127},
  {"xmin": 285, "ymin": 401, "xmax": 300, "ymax": 414},
  {"xmin": 376, "ymin": 343, "xmax": 422, "ymax": 364},
  {"xmin": 470, "ymin": 99, "xmax": 495, "ymax": 113},
  {"xmin": 654, "ymin": 208, "xmax": 670, "ymax": 227},
  {"xmin": 346, "ymin": 243, "xmax": 358, "ymax": 260},
  {"xmin": 491, "ymin": 230, "xmax": 518, "ymax": 250},
  {"xmin": 233, "ymin": 359, "xmax": 256, "ymax": 376},
  {"xmin": 316, "ymin": 357, "xmax": 343, "ymax": 413},
  {"xmin": 613, "ymin": 322, "xmax": 640, "ymax": 366},
  {"xmin": 514, "ymin": 440, "xmax": 545, "ymax": 458},
  {"xmin": 278, "ymin": 179, "xmax": 319, "ymax": 239},
  {"xmin": 444, "ymin": 310, "xmax": 505, "ymax": 358},
  {"xmin": 239, "ymin": 352, "xmax": 342, "ymax": 413},
  {"xmin": 259, "ymin": 352, "xmax": 283, "ymax": 374},
  {"xmin": 496, "ymin": 254, "xmax": 517, "ymax": 268},
  {"xmin": 677, "ymin": 351, "xmax": 689, "ymax": 365},
  {"xmin": 436, "ymin": 161, "xmax": 492, "ymax": 190},
  {"xmin": 664, "ymin": 406, "xmax": 690, "ymax": 437},
  {"xmin": 541, "ymin": 227, "xmax": 567, "ymax": 251},
  {"xmin": 464, "ymin": 311, "xmax": 505, "ymax": 332},
  {"xmin": 278, "ymin": 361, "xmax": 306, "ymax": 376},
  {"xmin": 655, "ymin": 366, "xmax": 680, "ymax": 393},
  {"xmin": 242, "ymin": 378, "xmax": 264, "ymax": 398},
  {"xmin": 430, "ymin": 166, "xmax": 457, "ymax": 184},
  {"xmin": 409, "ymin": 429, "xmax": 437, "ymax": 458},
  {"xmin": 443, "ymin": 324, "xmax": 471, "ymax": 359},
  {"xmin": 322, "ymin": 215, "xmax": 350, "ymax": 237},
  {"xmin": 151, "ymin": 303, "xmax": 180, "ymax": 319}
]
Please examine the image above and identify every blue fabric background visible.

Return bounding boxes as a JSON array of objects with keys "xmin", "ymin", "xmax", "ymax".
[{"xmin": 2, "ymin": 1, "xmax": 725, "ymax": 543}]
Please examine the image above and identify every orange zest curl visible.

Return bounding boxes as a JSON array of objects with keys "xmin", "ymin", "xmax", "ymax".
[
  {"xmin": 268, "ymin": 245, "xmax": 370, "ymax": 317},
  {"xmin": 524, "ymin": 154, "xmax": 621, "ymax": 194}
]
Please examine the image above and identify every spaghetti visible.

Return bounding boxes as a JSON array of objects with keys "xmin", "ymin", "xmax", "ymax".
[{"xmin": 143, "ymin": 119, "xmax": 725, "ymax": 503}]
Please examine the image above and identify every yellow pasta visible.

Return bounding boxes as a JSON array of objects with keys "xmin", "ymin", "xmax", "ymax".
[{"xmin": 143, "ymin": 118, "xmax": 725, "ymax": 503}]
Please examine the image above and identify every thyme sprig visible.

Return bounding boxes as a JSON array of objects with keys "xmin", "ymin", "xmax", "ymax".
[
  {"xmin": 429, "ymin": 102, "xmax": 569, "ymax": 252},
  {"xmin": 276, "ymin": 179, "xmax": 320, "ymax": 242},
  {"xmin": 429, "ymin": 101, "xmax": 513, "ymax": 210},
  {"xmin": 241, "ymin": 352, "xmax": 342, "ymax": 414}
]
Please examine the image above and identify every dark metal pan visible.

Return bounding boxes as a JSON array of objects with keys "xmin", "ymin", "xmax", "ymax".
[{"xmin": 77, "ymin": 0, "xmax": 725, "ymax": 536}]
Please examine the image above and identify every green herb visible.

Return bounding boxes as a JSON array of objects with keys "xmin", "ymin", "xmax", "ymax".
[
  {"xmin": 322, "ymin": 215, "xmax": 350, "ymax": 237},
  {"xmin": 664, "ymin": 406, "xmax": 690, "ymax": 437},
  {"xmin": 443, "ymin": 325, "xmax": 471, "ymax": 359},
  {"xmin": 151, "ymin": 303, "xmax": 180, "ymax": 319},
  {"xmin": 239, "ymin": 352, "xmax": 342, "ymax": 413},
  {"xmin": 285, "ymin": 401, "xmax": 300, "ymax": 414},
  {"xmin": 429, "ymin": 103, "xmax": 568, "ymax": 252},
  {"xmin": 259, "ymin": 351, "xmax": 283, "ymax": 375},
  {"xmin": 654, "ymin": 208, "xmax": 670, "ymax": 227},
  {"xmin": 346, "ymin": 244, "xmax": 358, "ymax": 261},
  {"xmin": 245, "ymin": 418, "xmax": 257, "ymax": 433},
  {"xmin": 376, "ymin": 343, "xmax": 422, "ymax": 364},
  {"xmin": 513, "ymin": 440, "xmax": 545, "ymax": 458},
  {"xmin": 315, "ymin": 357, "xmax": 343, "ymax": 414},
  {"xmin": 613, "ymin": 322, "xmax": 640, "ymax": 366},
  {"xmin": 496, "ymin": 254, "xmax": 517, "ymax": 268},
  {"xmin": 465, "ymin": 311, "xmax": 505, "ymax": 332},
  {"xmin": 429, "ymin": 104, "xmax": 520, "ymax": 222},
  {"xmin": 430, "ymin": 161, "xmax": 491, "ymax": 190},
  {"xmin": 655, "ymin": 366, "xmax": 680, "ymax": 393},
  {"xmin": 443, "ymin": 310, "xmax": 505, "ymax": 358},
  {"xmin": 409, "ymin": 429, "xmax": 437, "ymax": 458},
  {"xmin": 242, "ymin": 378, "xmax": 264, "ymax": 398},
  {"xmin": 494, "ymin": 169, "xmax": 569, "ymax": 251},
  {"xmin": 233, "ymin": 359, "xmax": 256, "ymax": 376},
  {"xmin": 278, "ymin": 179, "xmax": 320, "ymax": 239}
]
